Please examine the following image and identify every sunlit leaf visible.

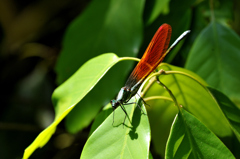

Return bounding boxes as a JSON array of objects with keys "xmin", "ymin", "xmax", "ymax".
[
  {"xmin": 23, "ymin": 53, "xmax": 120, "ymax": 159},
  {"xmin": 146, "ymin": 63, "xmax": 232, "ymax": 156},
  {"xmin": 55, "ymin": 0, "xmax": 145, "ymax": 133},
  {"xmin": 81, "ymin": 97, "xmax": 150, "ymax": 159},
  {"xmin": 89, "ymin": 104, "xmax": 112, "ymax": 136}
]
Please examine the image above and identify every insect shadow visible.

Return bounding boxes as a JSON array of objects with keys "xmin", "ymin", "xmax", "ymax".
[{"xmin": 112, "ymin": 100, "xmax": 146, "ymax": 140}]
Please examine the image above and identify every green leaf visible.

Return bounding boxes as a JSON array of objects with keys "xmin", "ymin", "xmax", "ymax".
[
  {"xmin": 144, "ymin": 0, "xmax": 170, "ymax": 25},
  {"xmin": 55, "ymin": 0, "xmax": 144, "ymax": 133},
  {"xmin": 142, "ymin": 0, "xmax": 193, "ymax": 63},
  {"xmin": 149, "ymin": 152, "xmax": 153, "ymax": 159},
  {"xmin": 145, "ymin": 63, "xmax": 232, "ymax": 156},
  {"xmin": 80, "ymin": 97, "xmax": 150, "ymax": 159},
  {"xmin": 56, "ymin": 0, "xmax": 144, "ymax": 84},
  {"xmin": 23, "ymin": 53, "xmax": 120, "ymax": 159},
  {"xmin": 89, "ymin": 104, "xmax": 112, "ymax": 136},
  {"xmin": 165, "ymin": 108, "xmax": 235, "ymax": 159},
  {"xmin": 146, "ymin": 99, "xmax": 178, "ymax": 157},
  {"xmin": 208, "ymin": 87, "xmax": 240, "ymax": 139},
  {"xmin": 212, "ymin": 0, "xmax": 234, "ymax": 24},
  {"xmin": 185, "ymin": 22, "xmax": 240, "ymax": 107}
]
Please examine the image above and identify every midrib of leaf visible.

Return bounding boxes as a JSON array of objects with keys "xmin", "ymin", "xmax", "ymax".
[
  {"xmin": 120, "ymin": 104, "xmax": 136, "ymax": 159},
  {"xmin": 174, "ymin": 115, "xmax": 187, "ymax": 158},
  {"xmin": 135, "ymin": 124, "xmax": 147, "ymax": 157},
  {"xmin": 180, "ymin": 110, "xmax": 199, "ymax": 159}
]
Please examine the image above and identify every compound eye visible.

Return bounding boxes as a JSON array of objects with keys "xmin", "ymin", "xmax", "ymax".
[
  {"xmin": 110, "ymin": 100, "xmax": 115, "ymax": 106},
  {"xmin": 111, "ymin": 100, "xmax": 121, "ymax": 110}
]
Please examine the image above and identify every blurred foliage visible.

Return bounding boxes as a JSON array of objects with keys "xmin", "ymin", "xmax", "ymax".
[{"xmin": 0, "ymin": 0, "xmax": 240, "ymax": 158}]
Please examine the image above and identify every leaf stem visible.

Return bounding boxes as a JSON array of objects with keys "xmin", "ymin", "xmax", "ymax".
[
  {"xmin": 162, "ymin": 70, "xmax": 218, "ymax": 107},
  {"xmin": 139, "ymin": 69, "xmax": 180, "ymax": 108},
  {"xmin": 144, "ymin": 96, "xmax": 173, "ymax": 103},
  {"xmin": 163, "ymin": 70, "xmax": 210, "ymax": 93},
  {"xmin": 209, "ymin": 0, "xmax": 215, "ymax": 22},
  {"xmin": 118, "ymin": 57, "xmax": 140, "ymax": 62}
]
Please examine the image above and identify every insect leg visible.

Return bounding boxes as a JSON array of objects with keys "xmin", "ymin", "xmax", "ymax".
[
  {"xmin": 112, "ymin": 109, "xmax": 115, "ymax": 126},
  {"xmin": 137, "ymin": 93, "xmax": 150, "ymax": 107},
  {"xmin": 124, "ymin": 102, "xmax": 146, "ymax": 115},
  {"xmin": 120, "ymin": 104, "xmax": 129, "ymax": 127}
]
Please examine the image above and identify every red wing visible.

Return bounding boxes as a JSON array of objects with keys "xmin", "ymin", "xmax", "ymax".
[{"xmin": 125, "ymin": 23, "xmax": 172, "ymax": 88}]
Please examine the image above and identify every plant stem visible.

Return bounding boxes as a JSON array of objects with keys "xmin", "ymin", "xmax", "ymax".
[
  {"xmin": 144, "ymin": 96, "xmax": 173, "ymax": 102},
  {"xmin": 156, "ymin": 77, "xmax": 180, "ymax": 109}
]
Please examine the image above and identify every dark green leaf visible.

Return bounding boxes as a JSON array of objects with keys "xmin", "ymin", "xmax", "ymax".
[
  {"xmin": 144, "ymin": 0, "xmax": 170, "ymax": 25},
  {"xmin": 185, "ymin": 22, "xmax": 240, "ymax": 107},
  {"xmin": 56, "ymin": 0, "xmax": 145, "ymax": 133},
  {"xmin": 149, "ymin": 152, "xmax": 153, "ymax": 159},
  {"xmin": 89, "ymin": 104, "xmax": 112, "ymax": 136},
  {"xmin": 56, "ymin": 0, "xmax": 144, "ymax": 83},
  {"xmin": 165, "ymin": 108, "xmax": 235, "ymax": 159},
  {"xmin": 208, "ymin": 87, "xmax": 240, "ymax": 139},
  {"xmin": 142, "ymin": 0, "xmax": 192, "ymax": 63}
]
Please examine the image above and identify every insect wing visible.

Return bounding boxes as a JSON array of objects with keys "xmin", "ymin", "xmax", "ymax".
[{"xmin": 125, "ymin": 23, "xmax": 172, "ymax": 88}]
